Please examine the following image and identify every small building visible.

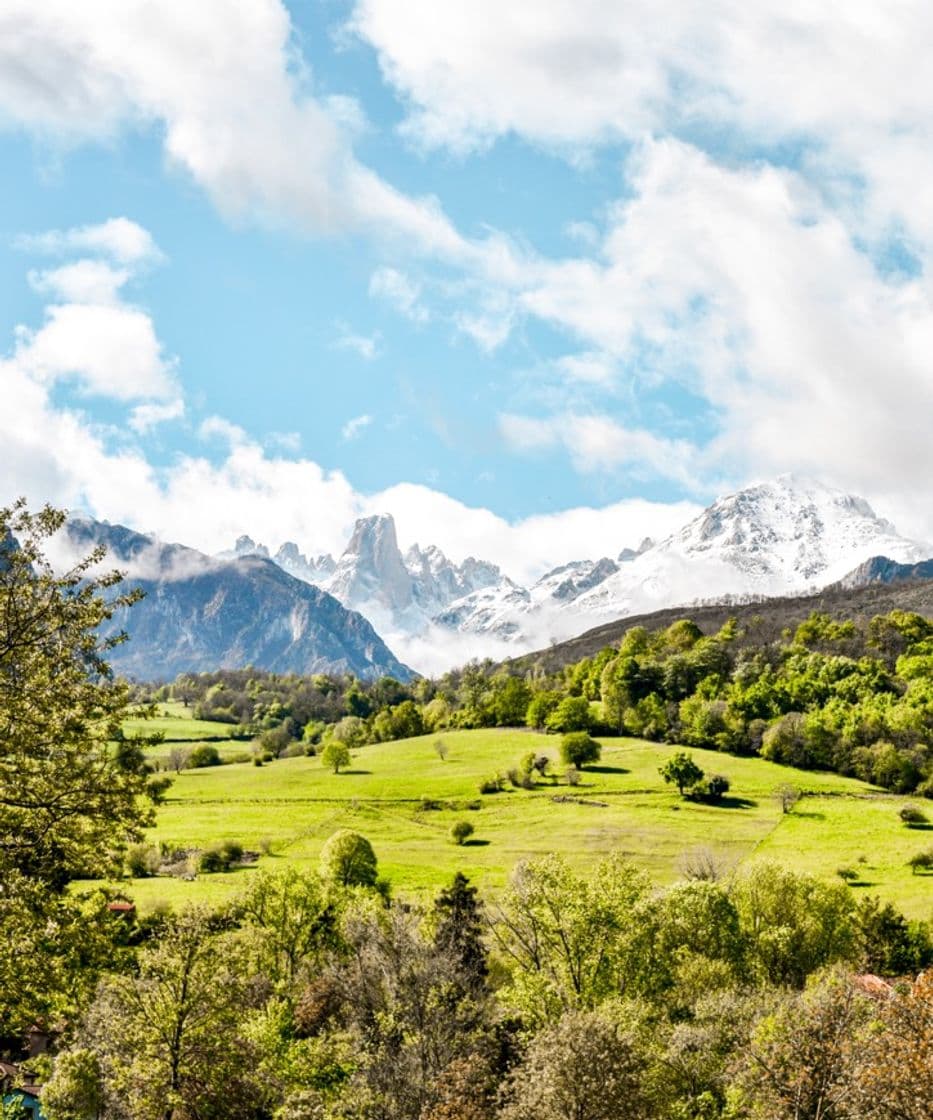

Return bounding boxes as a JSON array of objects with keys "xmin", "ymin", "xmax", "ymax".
[{"xmin": 0, "ymin": 1060, "xmax": 44, "ymax": 1119}]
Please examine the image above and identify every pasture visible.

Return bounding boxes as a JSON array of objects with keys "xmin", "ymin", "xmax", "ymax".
[{"xmin": 103, "ymin": 727, "xmax": 933, "ymax": 919}]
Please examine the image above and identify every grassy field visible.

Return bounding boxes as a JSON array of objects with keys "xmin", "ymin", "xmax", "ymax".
[
  {"xmin": 96, "ymin": 728, "xmax": 933, "ymax": 919},
  {"xmin": 123, "ymin": 700, "xmax": 242, "ymax": 742}
]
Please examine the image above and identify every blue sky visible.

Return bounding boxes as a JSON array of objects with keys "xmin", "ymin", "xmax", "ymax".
[{"xmin": 2, "ymin": 1, "xmax": 932, "ymax": 576}]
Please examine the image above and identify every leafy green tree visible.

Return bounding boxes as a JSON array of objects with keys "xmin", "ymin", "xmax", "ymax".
[
  {"xmin": 319, "ymin": 830, "xmax": 378, "ymax": 888},
  {"xmin": 235, "ymin": 868, "xmax": 341, "ymax": 985},
  {"xmin": 491, "ymin": 854, "xmax": 649, "ymax": 1024},
  {"xmin": 330, "ymin": 715, "xmax": 369, "ymax": 749},
  {"xmin": 659, "ymin": 751, "xmax": 704, "ymax": 796},
  {"xmin": 41, "ymin": 1047, "xmax": 106, "ymax": 1120},
  {"xmin": 559, "ymin": 731, "xmax": 601, "ymax": 770},
  {"xmin": 64, "ymin": 909, "xmax": 263, "ymax": 1120},
  {"xmin": 545, "ymin": 695, "xmax": 594, "ymax": 733},
  {"xmin": 450, "ymin": 820, "xmax": 474, "ymax": 846},
  {"xmin": 320, "ymin": 741, "xmax": 351, "ymax": 773},
  {"xmin": 525, "ymin": 690, "xmax": 561, "ymax": 730},
  {"xmin": 730, "ymin": 971, "xmax": 870, "ymax": 1120},
  {"xmin": 0, "ymin": 500, "xmax": 155, "ymax": 887},
  {"xmin": 732, "ymin": 863, "xmax": 856, "ymax": 987}
]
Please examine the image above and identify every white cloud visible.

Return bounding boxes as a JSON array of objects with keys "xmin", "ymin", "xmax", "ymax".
[
  {"xmin": 0, "ymin": 3, "xmax": 497, "ymax": 267},
  {"xmin": 29, "ymin": 260, "xmax": 130, "ymax": 305},
  {"xmin": 341, "ymin": 414, "xmax": 373, "ymax": 441},
  {"xmin": 128, "ymin": 398, "xmax": 185, "ymax": 433},
  {"xmin": 17, "ymin": 217, "xmax": 164, "ymax": 265},
  {"xmin": 499, "ymin": 411, "xmax": 701, "ymax": 488},
  {"xmin": 502, "ymin": 138, "xmax": 933, "ymax": 503},
  {"xmin": 334, "ymin": 325, "xmax": 381, "ymax": 360},
  {"xmin": 13, "ymin": 302, "xmax": 177, "ymax": 401},
  {"xmin": 369, "ymin": 266, "xmax": 429, "ymax": 322}
]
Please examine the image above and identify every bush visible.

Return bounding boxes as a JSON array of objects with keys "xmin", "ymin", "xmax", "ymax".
[
  {"xmin": 560, "ymin": 732, "xmax": 601, "ymax": 770},
  {"xmin": 198, "ymin": 840, "xmax": 243, "ymax": 874},
  {"xmin": 479, "ymin": 775, "xmax": 504, "ymax": 795},
  {"xmin": 450, "ymin": 820, "xmax": 475, "ymax": 846},
  {"xmin": 126, "ymin": 842, "xmax": 160, "ymax": 878},
  {"xmin": 836, "ymin": 867, "xmax": 859, "ymax": 883},
  {"xmin": 900, "ymin": 804, "xmax": 928, "ymax": 825},
  {"xmin": 907, "ymin": 849, "xmax": 933, "ymax": 874},
  {"xmin": 565, "ymin": 766, "xmax": 581, "ymax": 786},
  {"xmin": 187, "ymin": 744, "xmax": 221, "ymax": 769}
]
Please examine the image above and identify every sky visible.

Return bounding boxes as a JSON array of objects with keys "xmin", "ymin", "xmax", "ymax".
[{"xmin": 2, "ymin": 1, "xmax": 932, "ymax": 582}]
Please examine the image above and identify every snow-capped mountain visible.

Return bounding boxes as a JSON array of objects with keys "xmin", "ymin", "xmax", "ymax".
[{"xmin": 222, "ymin": 476, "xmax": 928, "ymax": 672}]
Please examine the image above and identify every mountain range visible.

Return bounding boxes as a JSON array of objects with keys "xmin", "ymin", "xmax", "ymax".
[
  {"xmin": 226, "ymin": 475, "xmax": 929, "ymax": 670},
  {"xmin": 57, "ymin": 475, "xmax": 931, "ymax": 680},
  {"xmin": 60, "ymin": 518, "xmax": 412, "ymax": 682}
]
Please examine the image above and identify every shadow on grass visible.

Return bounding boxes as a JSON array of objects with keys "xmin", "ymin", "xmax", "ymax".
[
  {"xmin": 584, "ymin": 764, "xmax": 630, "ymax": 775},
  {"xmin": 337, "ymin": 769, "xmax": 372, "ymax": 776},
  {"xmin": 462, "ymin": 838, "xmax": 491, "ymax": 847},
  {"xmin": 792, "ymin": 810, "xmax": 826, "ymax": 820},
  {"xmin": 846, "ymin": 880, "xmax": 874, "ymax": 888},
  {"xmin": 713, "ymin": 795, "xmax": 757, "ymax": 810},
  {"xmin": 905, "ymin": 822, "xmax": 933, "ymax": 831}
]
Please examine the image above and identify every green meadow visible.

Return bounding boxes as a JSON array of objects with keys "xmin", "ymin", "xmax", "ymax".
[{"xmin": 104, "ymin": 725, "xmax": 933, "ymax": 919}]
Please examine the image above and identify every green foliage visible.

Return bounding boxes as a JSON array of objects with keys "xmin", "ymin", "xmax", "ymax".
[
  {"xmin": 0, "ymin": 500, "xmax": 154, "ymax": 888},
  {"xmin": 545, "ymin": 694, "xmax": 594, "ymax": 733},
  {"xmin": 187, "ymin": 743, "xmax": 222, "ymax": 768},
  {"xmin": 659, "ymin": 751, "xmax": 705, "ymax": 796},
  {"xmin": 319, "ymin": 829, "xmax": 378, "ymax": 888},
  {"xmin": 450, "ymin": 820, "xmax": 475, "ymax": 845},
  {"xmin": 907, "ymin": 848, "xmax": 933, "ymax": 873},
  {"xmin": 559, "ymin": 731, "xmax": 601, "ymax": 769},
  {"xmin": 321, "ymin": 741, "xmax": 351, "ymax": 773}
]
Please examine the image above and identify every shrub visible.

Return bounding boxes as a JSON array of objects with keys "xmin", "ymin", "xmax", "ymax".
[
  {"xmin": 198, "ymin": 840, "xmax": 243, "ymax": 874},
  {"xmin": 565, "ymin": 766, "xmax": 581, "ymax": 786},
  {"xmin": 560, "ymin": 732, "xmax": 601, "ymax": 770},
  {"xmin": 434, "ymin": 738, "xmax": 449, "ymax": 761},
  {"xmin": 775, "ymin": 784, "xmax": 801, "ymax": 813},
  {"xmin": 126, "ymin": 843, "xmax": 160, "ymax": 878},
  {"xmin": 706, "ymin": 774, "xmax": 731, "ymax": 803},
  {"xmin": 187, "ymin": 744, "xmax": 221, "ymax": 769},
  {"xmin": 836, "ymin": 867, "xmax": 859, "ymax": 883},
  {"xmin": 479, "ymin": 775, "xmax": 504, "ymax": 795},
  {"xmin": 900, "ymin": 804, "xmax": 928, "ymax": 825},
  {"xmin": 907, "ymin": 849, "xmax": 933, "ymax": 874},
  {"xmin": 145, "ymin": 775, "xmax": 173, "ymax": 805},
  {"xmin": 450, "ymin": 820, "xmax": 475, "ymax": 846}
]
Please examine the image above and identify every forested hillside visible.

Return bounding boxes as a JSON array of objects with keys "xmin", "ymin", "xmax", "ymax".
[{"xmin": 162, "ymin": 598, "xmax": 933, "ymax": 797}]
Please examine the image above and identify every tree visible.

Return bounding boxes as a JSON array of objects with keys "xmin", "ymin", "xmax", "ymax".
[
  {"xmin": 545, "ymin": 695, "xmax": 594, "ymax": 733},
  {"xmin": 235, "ymin": 868, "xmax": 340, "ymax": 985},
  {"xmin": 55, "ymin": 909, "xmax": 263, "ymax": 1120},
  {"xmin": 559, "ymin": 731, "xmax": 601, "ymax": 770},
  {"xmin": 499, "ymin": 1008, "xmax": 654, "ymax": 1120},
  {"xmin": 319, "ymin": 830, "xmax": 378, "ymax": 888},
  {"xmin": 0, "ymin": 500, "xmax": 154, "ymax": 887},
  {"xmin": 659, "ymin": 751, "xmax": 704, "ymax": 796},
  {"xmin": 450, "ymin": 820, "xmax": 474, "ymax": 846},
  {"xmin": 775, "ymin": 783, "xmax": 801, "ymax": 814},
  {"xmin": 321, "ymin": 741, "xmax": 351, "ymax": 774},
  {"xmin": 432, "ymin": 873, "xmax": 488, "ymax": 991},
  {"xmin": 732, "ymin": 971, "xmax": 870, "ymax": 1120}
]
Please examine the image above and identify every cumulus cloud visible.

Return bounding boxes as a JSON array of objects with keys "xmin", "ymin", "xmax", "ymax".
[
  {"xmin": 18, "ymin": 217, "xmax": 164, "ymax": 265},
  {"xmin": 512, "ymin": 139, "xmax": 933, "ymax": 502},
  {"xmin": 0, "ymin": 1, "xmax": 506, "ymax": 271},
  {"xmin": 11, "ymin": 219, "xmax": 179, "ymax": 404}
]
